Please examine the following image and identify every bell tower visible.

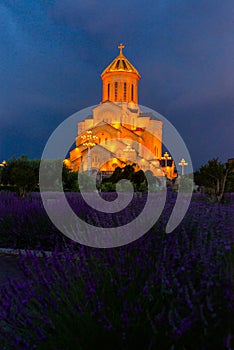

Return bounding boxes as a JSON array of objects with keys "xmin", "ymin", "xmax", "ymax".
[{"xmin": 101, "ymin": 44, "xmax": 141, "ymax": 104}]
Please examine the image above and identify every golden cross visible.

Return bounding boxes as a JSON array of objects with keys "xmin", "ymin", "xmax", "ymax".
[{"xmin": 118, "ymin": 43, "xmax": 125, "ymax": 55}]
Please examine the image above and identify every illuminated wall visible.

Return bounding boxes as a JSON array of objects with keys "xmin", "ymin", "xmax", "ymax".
[{"xmin": 65, "ymin": 45, "xmax": 176, "ymax": 179}]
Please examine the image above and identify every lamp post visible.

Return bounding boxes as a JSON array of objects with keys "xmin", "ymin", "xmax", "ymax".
[
  {"xmin": 161, "ymin": 152, "xmax": 171, "ymax": 167},
  {"xmin": 123, "ymin": 143, "xmax": 135, "ymax": 164},
  {"xmin": 81, "ymin": 130, "xmax": 98, "ymax": 172},
  {"xmin": 0, "ymin": 160, "xmax": 7, "ymax": 167},
  {"xmin": 178, "ymin": 158, "xmax": 188, "ymax": 176}
]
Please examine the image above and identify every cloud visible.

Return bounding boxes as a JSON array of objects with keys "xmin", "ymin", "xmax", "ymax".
[{"xmin": 48, "ymin": 1, "xmax": 146, "ymax": 36}]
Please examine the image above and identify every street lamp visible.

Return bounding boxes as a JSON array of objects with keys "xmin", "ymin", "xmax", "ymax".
[
  {"xmin": 178, "ymin": 158, "xmax": 188, "ymax": 176},
  {"xmin": 81, "ymin": 130, "xmax": 98, "ymax": 172},
  {"xmin": 123, "ymin": 143, "xmax": 135, "ymax": 163},
  {"xmin": 161, "ymin": 152, "xmax": 171, "ymax": 167},
  {"xmin": 0, "ymin": 160, "xmax": 7, "ymax": 167}
]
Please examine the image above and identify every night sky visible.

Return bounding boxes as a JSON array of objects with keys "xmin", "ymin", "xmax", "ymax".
[{"xmin": 1, "ymin": 0, "xmax": 233, "ymax": 170}]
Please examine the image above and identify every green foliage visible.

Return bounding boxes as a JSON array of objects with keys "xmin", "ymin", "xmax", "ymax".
[
  {"xmin": 11, "ymin": 166, "xmax": 37, "ymax": 197},
  {"xmin": 0, "ymin": 157, "xmax": 167, "ymax": 194},
  {"xmin": 1, "ymin": 156, "xmax": 39, "ymax": 196},
  {"xmin": 194, "ymin": 158, "xmax": 234, "ymax": 201},
  {"xmin": 101, "ymin": 164, "xmax": 149, "ymax": 193},
  {"xmin": 145, "ymin": 170, "xmax": 163, "ymax": 192},
  {"xmin": 41, "ymin": 162, "xmax": 99, "ymax": 192},
  {"xmin": 100, "ymin": 181, "xmax": 116, "ymax": 192},
  {"xmin": 0, "ymin": 156, "xmax": 83, "ymax": 194},
  {"xmin": 40, "ymin": 159, "xmax": 65, "ymax": 191},
  {"xmin": 62, "ymin": 167, "xmax": 79, "ymax": 191},
  {"xmin": 77, "ymin": 172, "xmax": 97, "ymax": 192},
  {"xmin": 1, "ymin": 156, "xmax": 38, "ymax": 185},
  {"xmin": 116, "ymin": 179, "xmax": 134, "ymax": 192},
  {"xmin": 178, "ymin": 176, "xmax": 194, "ymax": 193}
]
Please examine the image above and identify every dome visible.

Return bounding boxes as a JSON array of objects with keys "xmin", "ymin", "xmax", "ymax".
[{"xmin": 101, "ymin": 44, "xmax": 141, "ymax": 79}]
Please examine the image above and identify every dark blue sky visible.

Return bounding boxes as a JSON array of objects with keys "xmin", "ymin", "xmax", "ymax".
[{"xmin": 0, "ymin": 0, "xmax": 233, "ymax": 170}]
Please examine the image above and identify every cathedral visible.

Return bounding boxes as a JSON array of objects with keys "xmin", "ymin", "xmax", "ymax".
[{"xmin": 64, "ymin": 44, "xmax": 176, "ymax": 180}]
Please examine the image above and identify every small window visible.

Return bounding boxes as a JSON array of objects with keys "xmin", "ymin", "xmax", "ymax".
[
  {"xmin": 124, "ymin": 82, "xmax": 127, "ymax": 101},
  {"xmin": 107, "ymin": 83, "xmax": 110, "ymax": 100},
  {"xmin": 131, "ymin": 84, "xmax": 134, "ymax": 101},
  {"xmin": 114, "ymin": 82, "xmax": 118, "ymax": 101}
]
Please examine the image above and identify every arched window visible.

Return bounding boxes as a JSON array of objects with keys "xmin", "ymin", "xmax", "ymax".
[
  {"xmin": 107, "ymin": 83, "xmax": 110, "ymax": 100},
  {"xmin": 114, "ymin": 82, "xmax": 118, "ymax": 101},
  {"xmin": 123, "ymin": 82, "xmax": 127, "ymax": 101},
  {"xmin": 131, "ymin": 84, "xmax": 134, "ymax": 101}
]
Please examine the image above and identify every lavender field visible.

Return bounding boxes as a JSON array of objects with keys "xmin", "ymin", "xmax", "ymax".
[{"xmin": 0, "ymin": 191, "xmax": 233, "ymax": 349}]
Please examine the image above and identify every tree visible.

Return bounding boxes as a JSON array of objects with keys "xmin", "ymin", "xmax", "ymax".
[
  {"xmin": 77, "ymin": 172, "xmax": 97, "ymax": 192},
  {"xmin": 132, "ymin": 170, "xmax": 147, "ymax": 191},
  {"xmin": 194, "ymin": 158, "xmax": 234, "ymax": 201},
  {"xmin": 122, "ymin": 164, "xmax": 135, "ymax": 180},
  {"xmin": 109, "ymin": 167, "xmax": 123, "ymax": 183},
  {"xmin": 178, "ymin": 175, "xmax": 194, "ymax": 193},
  {"xmin": 0, "ymin": 156, "xmax": 39, "ymax": 195},
  {"xmin": 101, "ymin": 164, "xmax": 149, "ymax": 193},
  {"xmin": 11, "ymin": 166, "xmax": 37, "ymax": 197},
  {"xmin": 62, "ymin": 168, "xmax": 79, "ymax": 192}
]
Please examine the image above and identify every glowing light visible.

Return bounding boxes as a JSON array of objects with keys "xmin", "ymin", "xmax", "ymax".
[
  {"xmin": 0, "ymin": 160, "xmax": 7, "ymax": 167},
  {"xmin": 64, "ymin": 46, "xmax": 177, "ymax": 180},
  {"xmin": 178, "ymin": 158, "xmax": 188, "ymax": 176},
  {"xmin": 161, "ymin": 152, "xmax": 171, "ymax": 167},
  {"xmin": 81, "ymin": 130, "xmax": 98, "ymax": 172}
]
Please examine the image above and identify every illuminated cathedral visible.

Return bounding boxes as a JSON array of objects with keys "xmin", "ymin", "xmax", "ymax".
[{"xmin": 64, "ymin": 44, "xmax": 176, "ymax": 180}]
